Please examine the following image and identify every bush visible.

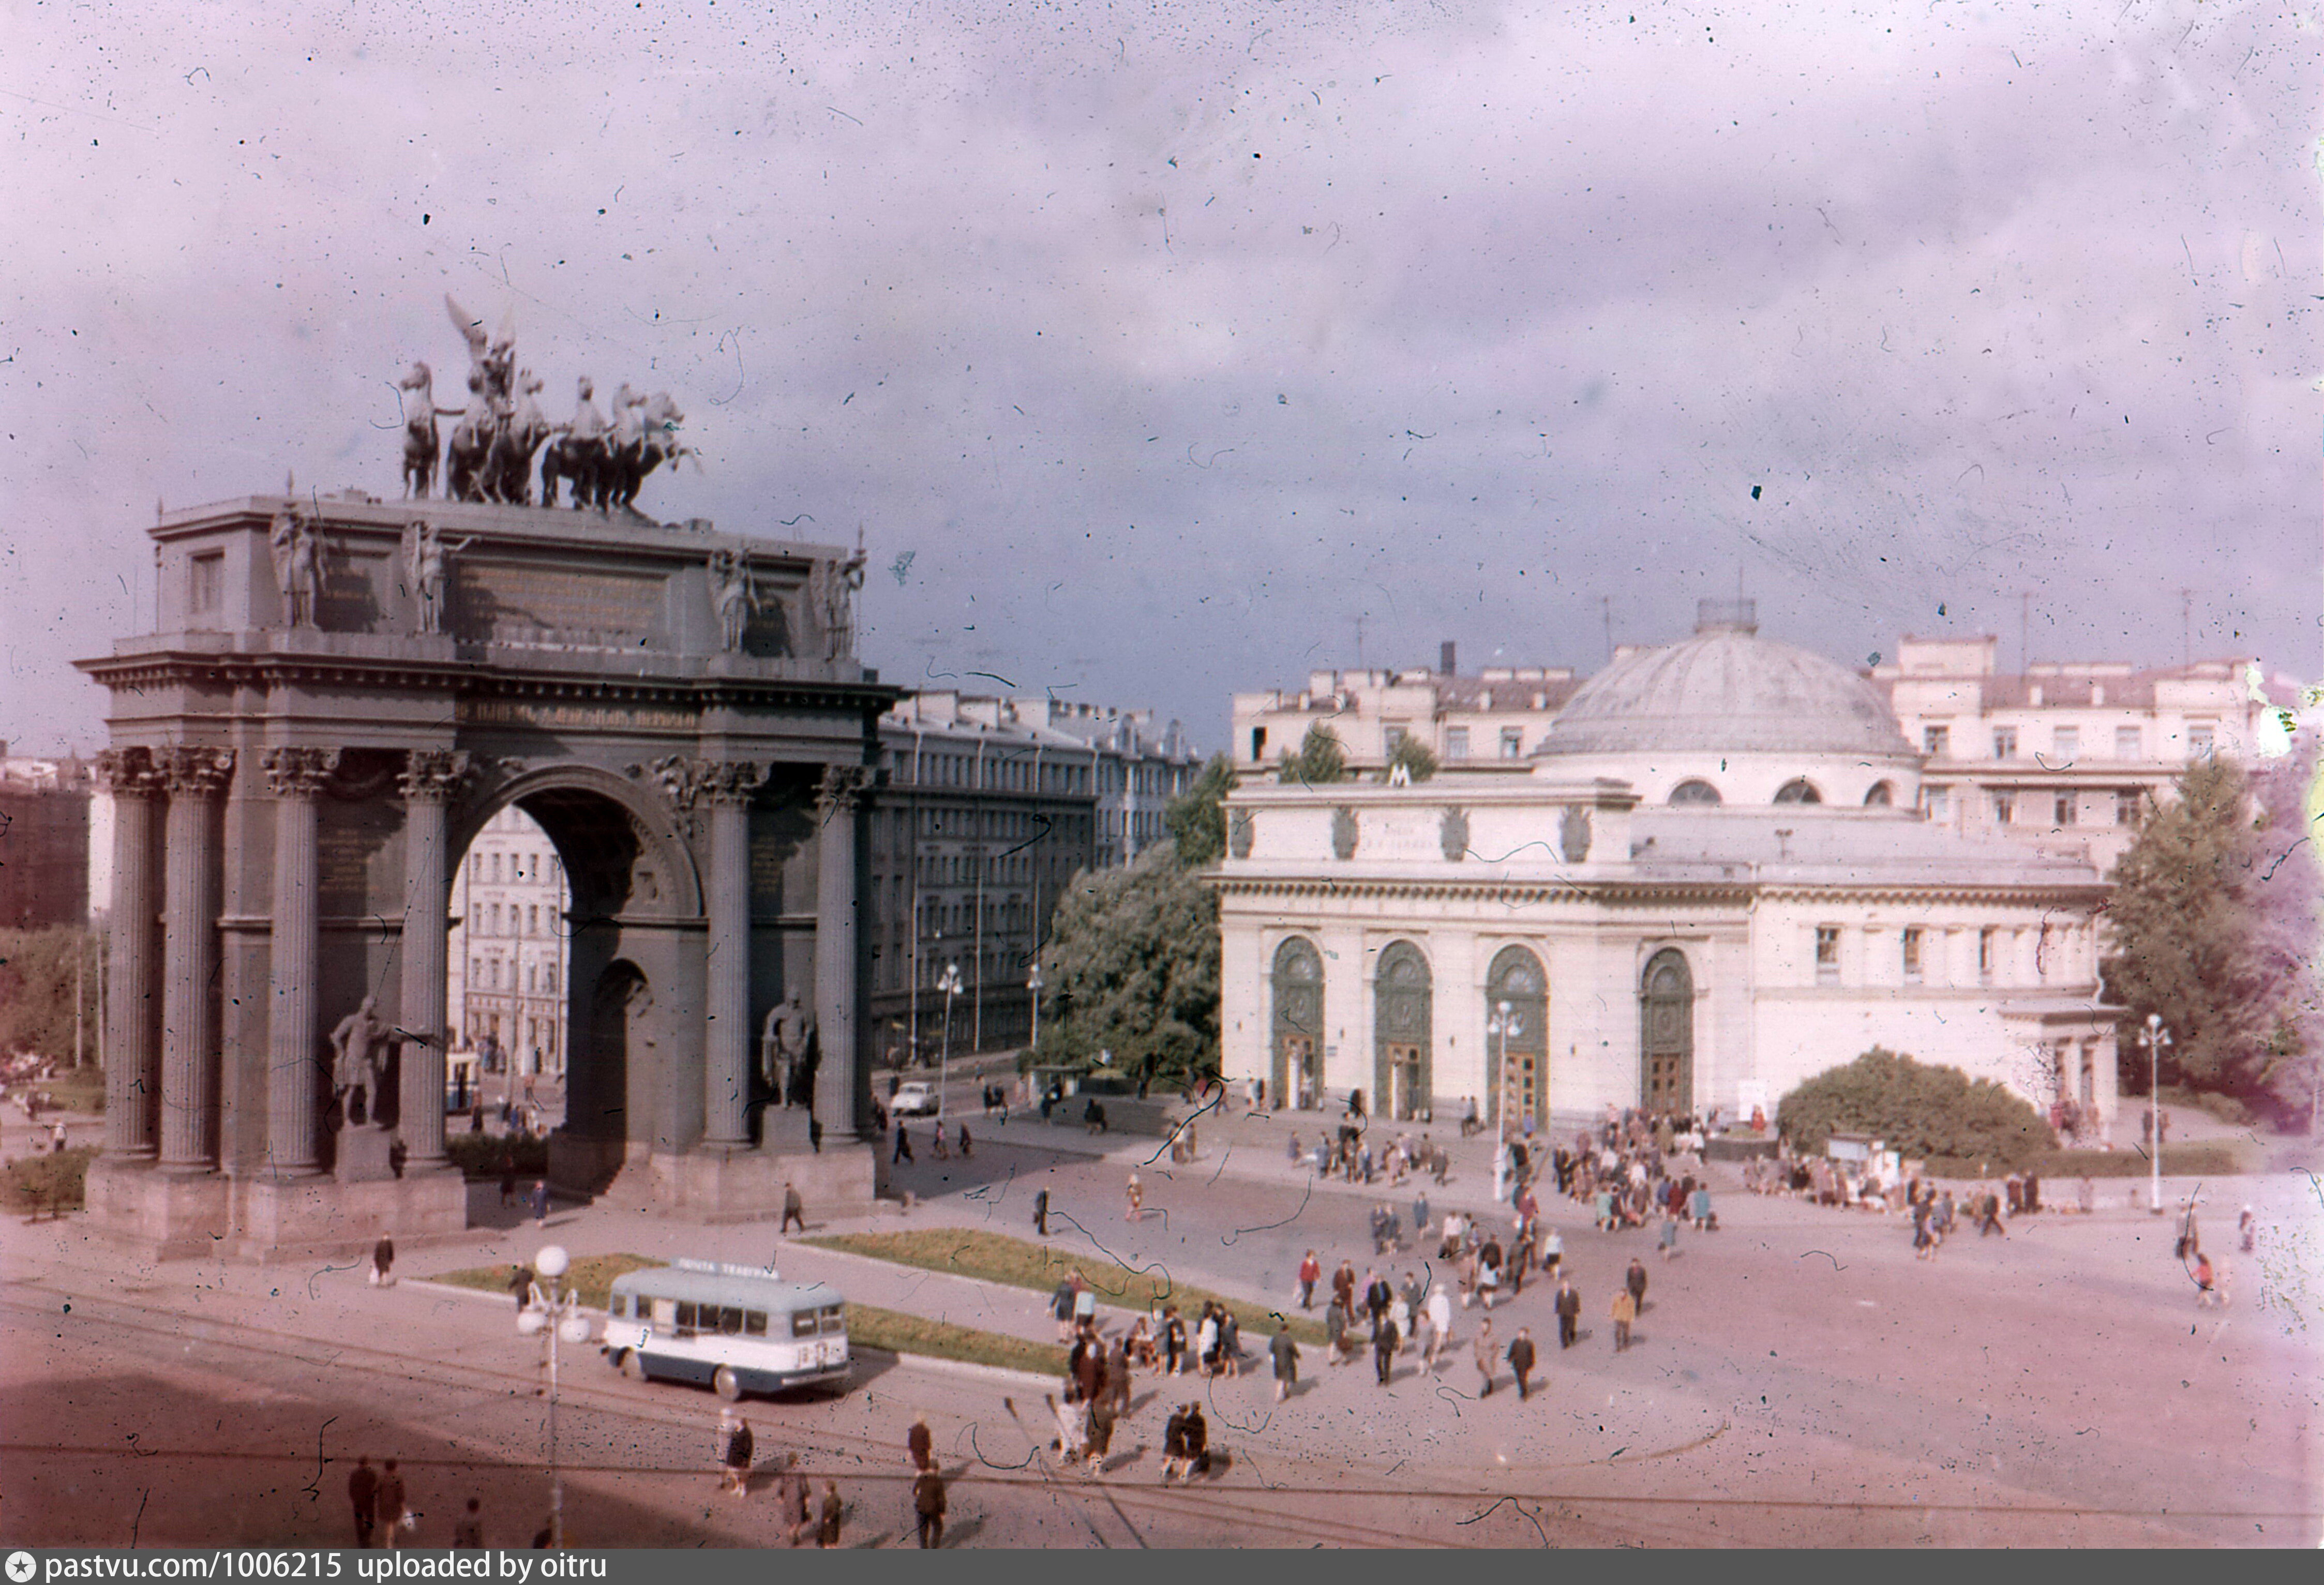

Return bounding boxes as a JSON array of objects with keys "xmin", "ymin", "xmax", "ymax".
[
  {"xmin": 445, "ymin": 1131, "xmax": 549, "ymax": 1180},
  {"xmin": 1776, "ymin": 1047, "xmax": 2056, "ymax": 1171},
  {"xmin": 2, "ymin": 1145, "xmax": 97, "ymax": 1215}
]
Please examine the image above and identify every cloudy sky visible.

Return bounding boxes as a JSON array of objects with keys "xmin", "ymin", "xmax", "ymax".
[{"xmin": 2, "ymin": 0, "xmax": 2315, "ymax": 755}]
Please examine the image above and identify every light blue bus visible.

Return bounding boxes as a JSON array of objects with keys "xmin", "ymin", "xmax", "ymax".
[{"xmin": 603, "ymin": 1259, "xmax": 850, "ymax": 1400}]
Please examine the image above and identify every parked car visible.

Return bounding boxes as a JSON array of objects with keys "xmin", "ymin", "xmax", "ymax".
[{"xmin": 890, "ymin": 1080, "xmax": 940, "ymax": 1117}]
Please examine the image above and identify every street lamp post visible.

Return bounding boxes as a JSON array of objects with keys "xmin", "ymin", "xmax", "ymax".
[
  {"xmin": 518, "ymin": 1244, "xmax": 594, "ymax": 1548},
  {"xmin": 1027, "ymin": 961, "xmax": 1044, "ymax": 1055},
  {"xmin": 1488, "ymin": 1000, "xmax": 1519, "ymax": 1203},
  {"xmin": 2139, "ymin": 1012, "xmax": 2171, "ymax": 1216},
  {"xmin": 937, "ymin": 961, "xmax": 963, "ymax": 1132}
]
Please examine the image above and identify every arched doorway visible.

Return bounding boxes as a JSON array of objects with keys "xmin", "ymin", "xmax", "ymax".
[
  {"xmin": 1270, "ymin": 936, "xmax": 1324, "ymax": 1111},
  {"xmin": 1373, "ymin": 941, "xmax": 1432, "ymax": 1121},
  {"xmin": 1486, "ymin": 946, "xmax": 1548, "ymax": 1130},
  {"xmin": 1640, "ymin": 948, "xmax": 1694, "ymax": 1113}
]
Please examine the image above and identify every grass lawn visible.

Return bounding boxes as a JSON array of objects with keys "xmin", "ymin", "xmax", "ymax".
[
  {"xmin": 423, "ymin": 1256, "xmax": 1069, "ymax": 1376},
  {"xmin": 803, "ymin": 1227, "xmax": 1329, "ymax": 1348}
]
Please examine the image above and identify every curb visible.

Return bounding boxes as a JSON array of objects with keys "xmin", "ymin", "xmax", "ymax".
[{"xmin": 853, "ymin": 1345, "xmax": 1058, "ymax": 1391}]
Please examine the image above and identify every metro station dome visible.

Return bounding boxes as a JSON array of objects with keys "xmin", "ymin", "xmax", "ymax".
[{"xmin": 1536, "ymin": 599, "xmax": 1915, "ymax": 762}]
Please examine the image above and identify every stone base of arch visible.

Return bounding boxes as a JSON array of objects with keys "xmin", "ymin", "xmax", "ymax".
[
  {"xmin": 82, "ymin": 1158, "xmax": 466, "ymax": 1263},
  {"xmin": 598, "ymin": 1139, "xmax": 882, "ymax": 1223}
]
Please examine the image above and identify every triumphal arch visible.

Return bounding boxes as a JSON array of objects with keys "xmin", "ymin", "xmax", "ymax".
[{"xmin": 80, "ymin": 482, "xmax": 895, "ymax": 1258}]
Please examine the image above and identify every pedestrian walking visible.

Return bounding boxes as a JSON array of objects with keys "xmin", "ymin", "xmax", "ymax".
[
  {"xmin": 376, "ymin": 1459, "xmax": 408, "ymax": 1548},
  {"xmin": 1126, "ymin": 1170, "xmax": 1144, "ymax": 1221},
  {"xmin": 1073, "ymin": 1279, "xmax": 1098, "ymax": 1335},
  {"xmin": 1658, "ymin": 1213, "xmax": 1679, "ymax": 1260},
  {"xmin": 2194, "ymin": 1251, "xmax": 2222, "ymax": 1307},
  {"xmin": 1412, "ymin": 1190, "xmax": 1432, "ymax": 1238},
  {"xmin": 930, "ymin": 1121, "xmax": 949, "ymax": 1159},
  {"xmin": 717, "ymin": 1407, "xmax": 754, "ymax": 1497},
  {"xmin": 1373, "ymin": 1313, "xmax": 1400, "ymax": 1385},
  {"xmin": 958, "ymin": 1123, "xmax": 972, "ymax": 1158},
  {"xmin": 1162, "ymin": 1304, "xmax": 1188, "ymax": 1374},
  {"xmin": 1086, "ymin": 1388, "xmax": 1118, "ymax": 1473},
  {"xmin": 370, "ymin": 1236, "xmax": 396, "ymax": 1287},
  {"xmin": 347, "ymin": 1455, "xmax": 380, "ymax": 1547},
  {"xmin": 1555, "ymin": 1279, "xmax": 1581, "ymax": 1349},
  {"xmin": 1541, "ymin": 1227, "xmax": 1563, "ymax": 1276},
  {"xmin": 1626, "ymin": 1257, "xmax": 1649, "ymax": 1312},
  {"xmin": 911, "ymin": 1467, "xmax": 947, "ymax": 1548},
  {"xmin": 906, "ymin": 1410, "xmax": 934, "ymax": 1472},
  {"xmin": 1033, "ymin": 1187, "xmax": 1051, "ymax": 1237},
  {"xmin": 1270, "ymin": 1320, "xmax": 1300, "ymax": 1402},
  {"xmin": 530, "ymin": 1179, "xmax": 550, "ymax": 1227},
  {"xmin": 776, "ymin": 1467, "xmax": 814, "ymax": 1546},
  {"xmin": 1365, "ymin": 1269, "xmax": 1393, "ymax": 1331},
  {"xmin": 1472, "ymin": 1315, "xmax": 1497, "ymax": 1396},
  {"xmin": 1047, "ymin": 1390, "xmax": 1086, "ymax": 1463},
  {"xmin": 1324, "ymin": 1299, "xmax": 1350, "ymax": 1366},
  {"xmin": 499, "ymin": 1163, "xmax": 517, "ymax": 1209},
  {"xmin": 1297, "ymin": 1249, "xmax": 1321, "ymax": 1309},
  {"xmin": 893, "ymin": 1120, "xmax": 914, "ymax": 1164},
  {"xmin": 781, "ymin": 1181, "xmax": 807, "ymax": 1236},
  {"xmin": 1425, "ymin": 1281, "xmax": 1452, "ymax": 1368},
  {"xmin": 1051, "ymin": 1276, "xmax": 1079, "ymax": 1344},
  {"xmin": 1106, "ymin": 1336, "xmax": 1133, "ymax": 1412},
  {"xmin": 1507, "ymin": 1327, "xmax": 1538, "ymax": 1401},
  {"xmin": 2240, "ymin": 1205, "xmax": 2257, "ymax": 1255},
  {"xmin": 1611, "ymin": 1287, "xmax": 1636, "ymax": 1352},
  {"xmin": 816, "ymin": 1481, "xmax": 845, "ymax": 1548},
  {"xmin": 1182, "ymin": 1403, "xmax": 1211, "ymax": 1481},
  {"xmin": 452, "ymin": 1498, "xmax": 484, "ymax": 1548},
  {"xmin": 1161, "ymin": 1405, "xmax": 1190, "ymax": 1483}
]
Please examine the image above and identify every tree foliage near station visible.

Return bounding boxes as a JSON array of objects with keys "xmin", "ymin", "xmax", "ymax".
[
  {"xmin": 1033, "ymin": 840, "xmax": 1222, "ymax": 1086},
  {"xmin": 1384, "ymin": 734, "xmax": 1439, "ymax": 783},
  {"xmin": 0, "ymin": 927, "xmax": 100, "ymax": 1068},
  {"xmin": 1276, "ymin": 721, "xmax": 1348, "ymax": 785},
  {"xmin": 1775, "ymin": 1047, "xmax": 2056, "ymax": 1169},
  {"xmin": 2100, "ymin": 748, "xmax": 2321, "ymax": 1127},
  {"xmin": 1162, "ymin": 753, "xmax": 1236, "ymax": 868}
]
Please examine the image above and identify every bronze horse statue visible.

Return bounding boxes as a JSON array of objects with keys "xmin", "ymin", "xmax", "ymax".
[{"xmin": 396, "ymin": 363, "xmax": 445, "ymax": 500}]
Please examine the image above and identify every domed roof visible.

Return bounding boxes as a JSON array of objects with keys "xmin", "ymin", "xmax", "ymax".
[{"xmin": 1537, "ymin": 600, "xmax": 1914, "ymax": 760}]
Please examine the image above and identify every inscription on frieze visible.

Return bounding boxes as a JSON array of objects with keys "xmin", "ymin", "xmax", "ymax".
[
  {"xmin": 457, "ymin": 699, "xmax": 698, "ymax": 733},
  {"xmin": 318, "ymin": 552, "xmax": 388, "ymax": 634},
  {"xmin": 452, "ymin": 562, "xmax": 665, "ymax": 650}
]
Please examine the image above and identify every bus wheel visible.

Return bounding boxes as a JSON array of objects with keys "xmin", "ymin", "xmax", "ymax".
[
  {"xmin": 620, "ymin": 1351, "xmax": 648, "ymax": 1382},
  {"xmin": 713, "ymin": 1366, "xmax": 743, "ymax": 1402}
]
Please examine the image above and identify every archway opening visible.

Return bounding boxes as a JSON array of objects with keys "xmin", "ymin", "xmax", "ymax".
[
  {"xmin": 1640, "ymin": 948, "xmax": 1694, "ymax": 1114},
  {"xmin": 1372, "ymin": 941, "xmax": 1432, "ymax": 1122},
  {"xmin": 1270, "ymin": 936, "xmax": 1323, "ymax": 1111},
  {"xmin": 1486, "ymin": 945, "xmax": 1548, "ymax": 1131}
]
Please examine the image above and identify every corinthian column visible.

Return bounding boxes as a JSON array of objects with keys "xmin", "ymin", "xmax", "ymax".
[
  {"xmin": 397, "ymin": 751, "xmax": 472, "ymax": 1173},
  {"xmin": 95, "ymin": 748, "xmax": 165, "ymax": 1160},
  {"xmin": 702, "ymin": 761, "xmax": 764, "ymax": 1148},
  {"xmin": 813, "ymin": 765, "xmax": 871, "ymax": 1142},
  {"xmin": 158, "ymin": 746, "xmax": 235, "ymax": 1172},
  {"xmin": 259, "ymin": 748, "xmax": 338, "ymax": 1175}
]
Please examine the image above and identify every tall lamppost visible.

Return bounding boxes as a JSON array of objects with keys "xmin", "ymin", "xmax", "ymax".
[
  {"xmin": 517, "ymin": 1244, "xmax": 594, "ymax": 1548},
  {"xmin": 1488, "ymin": 1000, "xmax": 1520, "ymax": 1203},
  {"xmin": 1027, "ymin": 961, "xmax": 1044, "ymax": 1055},
  {"xmin": 937, "ymin": 960, "xmax": 963, "ymax": 1131},
  {"xmin": 2139, "ymin": 1012, "xmax": 2171, "ymax": 1216}
]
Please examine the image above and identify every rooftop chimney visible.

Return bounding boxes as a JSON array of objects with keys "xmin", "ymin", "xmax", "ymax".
[{"xmin": 1440, "ymin": 641, "xmax": 1458, "ymax": 675}]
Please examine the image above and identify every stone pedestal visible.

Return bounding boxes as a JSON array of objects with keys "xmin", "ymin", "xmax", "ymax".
[
  {"xmin": 592, "ymin": 1139, "xmax": 879, "ymax": 1222},
  {"xmin": 234, "ymin": 1169, "xmax": 467, "ymax": 1262},
  {"xmin": 334, "ymin": 1125, "xmax": 397, "ymax": 1183},
  {"xmin": 83, "ymin": 1158, "xmax": 234, "ymax": 1261}
]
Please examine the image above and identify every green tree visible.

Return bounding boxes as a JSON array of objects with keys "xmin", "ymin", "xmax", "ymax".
[
  {"xmin": 1033, "ymin": 841, "xmax": 1220, "ymax": 1086},
  {"xmin": 1775, "ymin": 1047, "xmax": 2055, "ymax": 1169},
  {"xmin": 2101, "ymin": 758, "xmax": 2288, "ymax": 1103},
  {"xmin": 1277, "ymin": 721, "xmax": 1348, "ymax": 786},
  {"xmin": 1163, "ymin": 753, "xmax": 1236, "ymax": 868},
  {"xmin": 1384, "ymin": 734, "xmax": 1438, "ymax": 783},
  {"xmin": 0, "ymin": 927, "xmax": 101, "ymax": 1067}
]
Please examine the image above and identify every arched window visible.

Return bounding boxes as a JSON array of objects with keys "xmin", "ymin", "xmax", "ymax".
[
  {"xmin": 1669, "ymin": 779, "xmax": 1722, "ymax": 805},
  {"xmin": 1270, "ymin": 938, "xmax": 1324, "ymax": 1110},
  {"xmin": 1774, "ymin": 778, "xmax": 1823, "ymax": 805},
  {"xmin": 1863, "ymin": 781, "xmax": 1894, "ymax": 806},
  {"xmin": 1486, "ymin": 946, "xmax": 1549, "ymax": 1129},
  {"xmin": 1372, "ymin": 942, "xmax": 1433, "ymax": 1122}
]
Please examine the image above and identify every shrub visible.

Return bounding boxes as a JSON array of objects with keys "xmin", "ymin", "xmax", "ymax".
[
  {"xmin": 1776, "ymin": 1047, "xmax": 2056, "ymax": 1171},
  {"xmin": 445, "ymin": 1132, "xmax": 549, "ymax": 1180},
  {"xmin": 2, "ymin": 1145, "xmax": 97, "ymax": 1215}
]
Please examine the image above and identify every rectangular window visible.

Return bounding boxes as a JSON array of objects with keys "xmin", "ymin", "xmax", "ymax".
[
  {"xmin": 1383, "ymin": 726, "xmax": 1408, "ymax": 752},
  {"xmin": 1901, "ymin": 927, "xmax": 1924, "ymax": 983},
  {"xmin": 673, "ymin": 1302, "xmax": 698, "ymax": 1335},
  {"xmin": 1922, "ymin": 786, "xmax": 1950, "ymax": 820},
  {"xmin": 2187, "ymin": 724, "xmax": 2215, "ymax": 759},
  {"xmin": 2053, "ymin": 794, "xmax": 2075, "ymax": 826},
  {"xmin": 1992, "ymin": 728, "xmax": 2018, "ymax": 760},
  {"xmin": 2052, "ymin": 727, "xmax": 2079, "ymax": 762},
  {"xmin": 1815, "ymin": 926, "xmax": 1840, "ymax": 985},
  {"xmin": 491, "ymin": 853, "xmax": 503, "ymax": 883},
  {"xmin": 528, "ymin": 905, "xmax": 538, "ymax": 934},
  {"xmin": 2116, "ymin": 789, "xmax": 2142, "ymax": 826},
  {"xmin": 190, "ymin": 552, "xmax": 223, "ymax": 616},
  {"xmin": 719, "ymin": 1306, "xmax": 745, "ymax": 1336},
  {"xmin": 791, "ymin": 1310, "xmax": 819, "ymax": 1339},
  {"xmin": 1978, "ymin": 927, "xmax": 1996, "ymax": 982},
  {"xmin": 1923, "ymin": 725, "xmax": 1948, "ymax": 757},
  {"xmin": 1992, "ymin": 792, "xmax": 2014, "ymax": 825},
  {"xmin": 1445, "ymin": 727, "xmax": 1470, "ymax": 760},
  {"xmin": 744, "ymin": 1311, "xmax": 768, "ymax": 1337},
  {"xmin": 2114, "ymin": 726, "xmax": 2141, "ymax": 760},
  {"xmin": 1500, "ymin": 728, "xmax": 1523, "ymax": 759}
]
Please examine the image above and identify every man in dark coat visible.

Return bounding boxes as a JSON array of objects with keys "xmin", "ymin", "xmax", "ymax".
[
  {"xmin": 1507, "ymin": 1326, "xmax": 1539, "ymax": 1401},
  {"xmin": 911, "ymin": 1467, "xmax": 947, "ymax": 1547},
  {"xmin": 1033, "ymin": 1187, "xmax": 1051, "ymax": 1237},
  {"xmin": 347, "ymin": 1455, "xmax": 380, "ymax": 1547},
  {"xmin": 1555, "ymin": 1279, "xmax": 1582, "ymax": 1349},
  {"xmin": 1372, "ymin": 1314, "xmax": 1400, "ymax": 1385},
  {"xmin": 1364, "ymin": 1270, "xmax": 1393, "ymax": 1331},
  {"xmin": 1625, "ymin": 1257, "xmax": 1649, "ymax": 1312},
  {"xmin": 1269, "ymin": 1321, "xmax": 1300, "ymax": 1403}
]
